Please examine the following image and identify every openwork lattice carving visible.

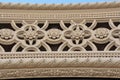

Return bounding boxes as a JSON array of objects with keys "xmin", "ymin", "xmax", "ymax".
[
  {"xmin": 0, "ymin": 19, "xmax": 120, "ymax": 52},
  {"xmin": 1, "ymin": 4, "xmax": 120, "ymax": 79}
]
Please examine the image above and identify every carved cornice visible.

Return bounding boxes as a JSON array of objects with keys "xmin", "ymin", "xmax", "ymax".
[
  {"xmin": 0, "ymin": 2, "xmax": 120, "ymax": 10},
  {"xmin": 0, "ymin": 8, "xmax": 120, "ymax": 23}
]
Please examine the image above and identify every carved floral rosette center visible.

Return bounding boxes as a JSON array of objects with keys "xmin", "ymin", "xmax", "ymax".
[
  {"xmin": 0, "ymin": 6, "xmax": 120, "ymax": 79},
  {"xmin": 64, "ymin": 24, "xmax": 91, "ymax": 45},
  {"xmin": 47, "ymin": 28, "xmax": 61, "ymax": 40},
  {"xmin": 10, "ymin": 21, "xmax": 48, "ymax": 52},
  {"xmin": 93, "ymin": 28, "xmax": 110, "ymax": 43},
  {"xmin": 16, "ymin": 26, "xmax": 44, "ymax": 46},
  {"xmin": 0, "ymin": 28, "xmax": 15, "ymax": 44}
]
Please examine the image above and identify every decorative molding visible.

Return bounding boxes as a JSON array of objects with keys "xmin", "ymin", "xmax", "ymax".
[
  {"xmin": 0, "ymin": 52, "xmax": 120, "ymax": 59},
  {"xmin": 0, "ymin": 58, "xmax": 120, "ymax": 69},
  {"xmin": 0, "ymin": 2, "xmax": 120, "ymax": 10},
  {"xmin": 0, "ymin": 68, "xmax": 120, "ymax": 79},
  {"xmin": 0, "ymin": 2, "xmax": 120, "ymax": 79},
  {"xmin": 0, "ymin": 11, "xmax": 120, "ymax": 22}
]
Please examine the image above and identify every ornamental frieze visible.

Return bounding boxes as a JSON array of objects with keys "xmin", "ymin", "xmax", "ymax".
[{"xmin": 0, "ymin": 2, "xmax": 120, "ymax": 79}]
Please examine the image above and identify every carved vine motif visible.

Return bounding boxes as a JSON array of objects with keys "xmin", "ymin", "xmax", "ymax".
[{"xmin": 0, "ymin": 19, "xmax": 119, "ymax": 52}]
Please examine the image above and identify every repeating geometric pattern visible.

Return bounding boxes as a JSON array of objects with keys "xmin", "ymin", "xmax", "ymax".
[
  {"xmin": 0, "ymin": 19, "xmax": 120, "ymax": 52},
  {"xmin": 1, "ymin": 2, "xmax": 120, "ymax": 79}
]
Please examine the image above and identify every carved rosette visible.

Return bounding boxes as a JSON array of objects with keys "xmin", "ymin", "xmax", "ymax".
[
  {"xmin": 64, "ymin": 25, "xmax": 91, "ymax": 45},
  {"xmin": 0, "ymin": 4, "xmax": 120, "ymax": 79},
  {"xmin": 16, "ymin": 26, "xmax": 45, "ymax": 46},
  {"xmin": 93, "ymin": 28, "xmax": 110, "ymax": 43},
  {"xmin": 60, "ymin": 20, "xmax": 93, "ymax": 51},
  {"xmin": 47, "ymin": 28, "xmax": 62, "ymax": 44},
  {"xmin": 9, "ymin": 20, "xmax": 51, "ymax": 52},
  {"xmin": 0, "ymin": 29, "xmax": 15, "ymax": 44}
]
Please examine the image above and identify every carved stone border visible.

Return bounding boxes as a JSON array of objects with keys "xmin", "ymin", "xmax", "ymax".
[
  {"xmin": 0, "ymin": 51, "xmax": 120, "ymax": 59},
  {"xmin": 0, "ymin": 8, "xmax": 120, "ymax": 22},
  {"xmin": 0, "ymin": 68, "xmax": 120, "ymax": 79},
  {"xmin": 0, "ymin": 6, "xmax": 120, "ymax": 79}
]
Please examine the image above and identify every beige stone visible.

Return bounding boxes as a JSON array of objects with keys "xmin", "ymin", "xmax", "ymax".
[{"xmin": 0, "ymin": 2, "xmax": 120, "ymax": 79}]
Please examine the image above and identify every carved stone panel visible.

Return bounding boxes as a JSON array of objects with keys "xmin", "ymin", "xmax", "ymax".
[{"xmin": 0, "ymin": 2, "xmax": 120, "ymax": 79}]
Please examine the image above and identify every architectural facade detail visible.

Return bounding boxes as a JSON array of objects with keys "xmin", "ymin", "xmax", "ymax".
[
  {"xmin": 0, "ymin": 19, "xmax": 119, "ymax": 52},
  {"xmin": 47, "ymin": 28, "xmax": 61, "ymax": 40},
  {"xmin": 94, "ymin": 28, "xmax": 109, "ymax": 39},
  {"xmin": 0, "ymin": 29, "xmax": 14, "ymax": 44},
  {"xmin": 0, "ymin": 2, "xmax": 120, "ymax": 79}
]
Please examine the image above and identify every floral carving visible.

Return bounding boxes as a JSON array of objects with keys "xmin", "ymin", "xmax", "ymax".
[
  {"xmin": 0, "ymin": 20, "xmax": 118, "ymax": 52},
  {"xmin": 14, "ymin": 20, "xmax": 46, "ymax": 47},
  {"xmin": 64, "ymin": 24, "xmax": 91, "ymax": 45},
  {"xmin": 0, "ymin": 29, "xmax": 14, "ymax": 40},
  {"xmin": 94, "ymin": 28, "xmax": 109, "ymax": 39},
  {"xmin": 0, "ymin": 28, "xmax": 15, "ymax": 45},
  {"xmin": 17, "ymin": 26, "xmax": 44, "ymax": 45},
  {"xmin": 47, "ymin": 28, "xmax": 61, "ymax": 40}
]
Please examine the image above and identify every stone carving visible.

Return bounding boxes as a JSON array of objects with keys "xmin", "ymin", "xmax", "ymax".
[
  {"xmin": 0, "ymin": 29, "xmax": 15, "ymax": 44},
  {"xmin": 94, "ymin": 28, "xmax": 109, "ymax": 39},
  {"xmin": 112, "ymin": 29, "xmax": 120, "ymax": 41},
  {"xmin": 0, "ymin": 20, "xmax": 119, "ymax": 52},
  {"xmin": 0, "ymin": 4, "xmax": 120, "ymax": 79},
  {"xmin": 0, "ymin": 29, "xmax": 14, "ymax": 40},
  {"xmin": 0, "ymin": 19, "xmax": 119, "ymax": 52},
  {"xmin": 0, "ymin": 68, "xmax": 120, "ymax": 79},
  {"xmin": 0, "ymin": 58, "xmax": 119, "ymax": 69},
  {"xmin": 47, "ymin": 28, "xmax": 61, "ymax": 40},
  {"xmin": 64, "ymin": 26, "xmax": 91, "ymax": 44},
  {"xmin": 16, "ymin": 26, "xmax": 44, "ymax": 45}
]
